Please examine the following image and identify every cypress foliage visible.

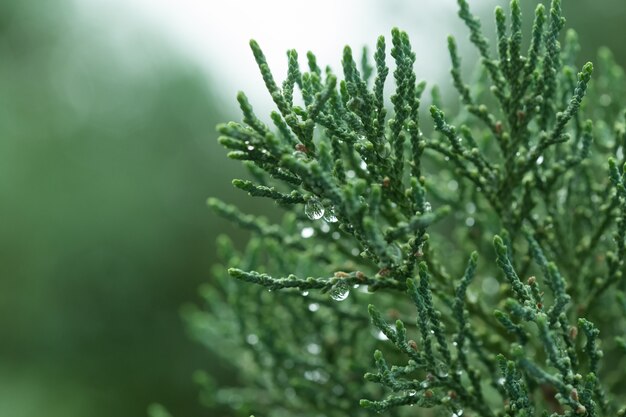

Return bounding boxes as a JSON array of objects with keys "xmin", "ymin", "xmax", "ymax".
[{"xmin": 184, "ymin": 1, "xmax": 626, "ymax": 416}]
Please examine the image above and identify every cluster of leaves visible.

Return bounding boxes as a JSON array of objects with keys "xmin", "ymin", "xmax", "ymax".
[{"xmin": 190, "ymin": 1, "xmax": 626, "ymax": 416}]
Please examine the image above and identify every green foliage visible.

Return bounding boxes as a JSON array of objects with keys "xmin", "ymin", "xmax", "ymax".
[{"xmin": 192, "ymin": 1, "xmax": 626, "ymax": 416}]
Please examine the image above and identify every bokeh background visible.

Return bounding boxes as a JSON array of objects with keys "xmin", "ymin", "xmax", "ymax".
[{"xmin": 1, "ymin": 1, "xmax": 624, "ymax": 416}]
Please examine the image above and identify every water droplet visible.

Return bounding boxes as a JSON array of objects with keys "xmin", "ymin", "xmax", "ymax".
[
  {"xmin": 329, "ymin": 281, "xmax": 350, "ymax": 301},
  {"xmin": 323, "ymin": 206, "xmax": 338, "ymax": 223},
  {"xmin": 308, "ymin": 303, "xmax": 320, "ymax": 312},
  {"xmin": 246, "ymin": 334, "xmax": 259, "ymax": 345},
  {"xmin": 346, "ymin": 170, "xmax": 356, "ymax": 179},
  {"xmin": 301, "ymin": 291, "xmax": 309, "ymax": 296},
  {"xmin": 452, "ymin": 410, "xmax": 464, "ymax": 417},
  {"xmin": 424, "ymin": 202, "xmax": 432, "ymax": 213},
  {"xmin": 465, "ymin": 217, "xmax": 475, "ymax": 227},
  {"xmin": 407, "ymin": 389, "xmax": 417, "ymax": 397},
  {"xmin": 352, "ymin": 284, "xmax": 360, "ymax": 289},
  {"xmin": 497, "ymin": 377, "xmax": 506, "ymax": 386},
  {"xmin": 375, "ymin": 330, "xmax": 389, "ymax": 341},
  {"xmin": 301, "ymin": 227, "xmax": 314, "ymax": 238},
  {"xmin": 320, "ymin": 223, "xmax": 330, "ymax": 233},
  {"xmin": 379, "ymin": 143, "xmax": 391, "ymax": 158},
  {"xmin": 331, "ymin": 232, "xmax": 340, "ymax": 240},
  {"xmin": 420, "ymin": 380, "xmax": 430, "ymax": 389},
  {"xmin": 360, "ymin": 160, "xmax": 368, "ymax": 170},
  {"xmin": 536, "ymin": 155, "xmax": 544, "ymax": 165},
  {"xmin": 247, "ymin": 145, "xmax": 255, "ymax": 151},
  {"xmin": 305, "ymin": 198, "xmax": 325, "ymax": 220},
  {"xmin": 306, "ymin": 343, "xmax": 321, "ymax": 355},
  {"xmin": 436, "ymin": 363, "xmax": 449, "ymax": 378}
]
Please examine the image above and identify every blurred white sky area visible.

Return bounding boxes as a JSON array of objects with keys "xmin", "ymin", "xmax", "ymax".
[{"xmin": 75, "ymin": 0, "xmax": 499, "ymax": 113}]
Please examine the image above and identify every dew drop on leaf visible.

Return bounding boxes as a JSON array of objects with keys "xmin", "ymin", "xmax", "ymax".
[
  {"xmin": 323, "ymin": 206, "xmax": 338, "ymax": 223},
  {"xmin": 379, "ymin": 143, "xmax": 391, "ymax": 158},
  {"xmin": 305, "ymin": 198, "xmax": 325, "ymax": 220},
  {"xmin": 374, "ymin": 330, "xmax": 389, "ymax": 341},
  {"xmin": 435, "ymin": 363, "xmax": 449, "ymax": 378},
  {"xmin": 329, "ymin": 281, "xmax": 350, "ymax": 301}
]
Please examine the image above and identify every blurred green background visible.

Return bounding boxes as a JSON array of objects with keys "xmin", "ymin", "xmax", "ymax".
[
  {"xmin": 0, "ymin": 1, "xmax": 624, "ymax": 417},
  {"xmin": 0, "ymin": 1, "xmax": 245, "ymax": 416}
]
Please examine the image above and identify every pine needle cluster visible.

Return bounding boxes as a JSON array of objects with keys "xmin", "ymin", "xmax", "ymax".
[{"xmin": 184, "ymin": 1, "xmax": 626, "ymax": 416}]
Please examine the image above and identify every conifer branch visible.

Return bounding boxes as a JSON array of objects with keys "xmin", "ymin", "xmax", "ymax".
[{"xmin": 201, "ymin": 2, "xmax": 626, "ymax": 416}]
